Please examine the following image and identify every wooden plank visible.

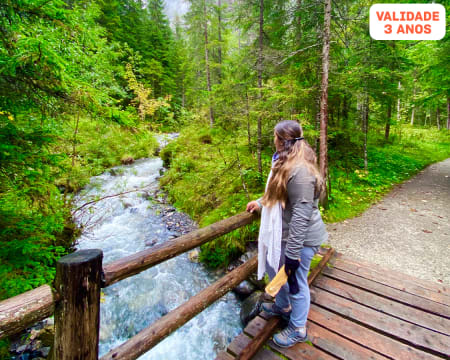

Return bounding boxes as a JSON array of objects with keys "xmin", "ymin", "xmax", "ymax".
[
  {"xmin": 307, "ymin": 321, "xmax": 389, "ymax": 360},
  {"xmin": 103, "ymin": 211, "xmax": 258, "ymax": 286},
  {"xmin": 267, "ymin": 339, "xmax": 338, "ymax": 360},
  {"xmin": 228, "ymin": 333, "xmax": 252, "ymax": 357},
  {"xmin": 335, "ymin": 253, "xmax": 450, "ymax": 296},
  {"xmin": 245, "ymin": 317, "xmax": 337, "ymax": 360},
  {"xmin": 323, "ymin": 266, "xmax": 450, "ymax": 319},
  {"xmin": 311, "ymin": 287, "xmax": 450, "ymax": 357},
  {"xmin": 227, "ymin": 333, "xmax": 282, "ymax": 360},
  {"xmin": 330, "ymin": 255, "xmax": 450, "ymax": 306},
  {"xmin": 234, "ymin": 247, "xmax": 334, "ymax": 360},
  {"xmin": 308, "ymin": 247, "xmax": 335, "ymax": 283},
  {"xmin": 243, "ymin": 316, "xmax": 274, "ymax": 337},
  {"xmin": 309, "ymin": 305, "xmax": 442, "ymax": 360},
  {"xmin": 253, "ymin": 348, "xmax": 283, "ymax": 360},
  {"xmin": 265, "ymin": 305, "xmax": 442, "ymax": 360},
  {"xmin": 0, "ymin": 285, "xmax": 55, "ymax": 339},
  {"xmin": 236, "ymin": 317, "xmax": 279, "ymax": 360},
  {"xmin": 314, "ymin": 276, "xmax": 450, "ymax": 335},
  {"xmin": 215, "ymin": 351, "xmax": 235, "ymax": 360},
  {"xmin": 101, "ymin": 256, "xmax": 257, "ymax": 360}
]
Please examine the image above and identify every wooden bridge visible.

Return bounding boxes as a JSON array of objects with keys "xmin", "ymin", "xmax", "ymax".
[
  {"xmin": 1, "ymin": 211, "xmax": 448, "ymax": 359},
  {"xmin": 218, "ymin": 249, "xmax": 449, "ymax": 360}
]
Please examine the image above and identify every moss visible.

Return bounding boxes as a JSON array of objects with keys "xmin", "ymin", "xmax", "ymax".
[{"xmin": 262, "ymin": 344, "xmax": 289, "ymax": 360}]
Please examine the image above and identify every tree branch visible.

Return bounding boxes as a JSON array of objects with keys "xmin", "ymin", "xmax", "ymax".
[
  {"xmin": 277, "ymin": 43, "xmax": 322, "ymax": 65},
  {"xmin": 72, "ymin": 186, "xmax": 153, "ymax": 216}
]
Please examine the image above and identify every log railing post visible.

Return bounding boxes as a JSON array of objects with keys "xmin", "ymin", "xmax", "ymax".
[{"xmin": 54, "ymin": 249, "xmax": 103, "ymax": 360}]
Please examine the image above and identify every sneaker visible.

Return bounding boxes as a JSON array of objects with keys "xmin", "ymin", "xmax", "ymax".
[
  {"xmin": 261, "ymin": 302, "xmax": 291, "ymax": 321},
  {"xmin": 273, "ymin": 323, "xmax": 307, "ymax": 348}
]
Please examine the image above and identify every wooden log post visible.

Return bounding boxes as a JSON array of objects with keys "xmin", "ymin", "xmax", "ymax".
[{"xmin": 54, "ymin": 249, "xmax": 103, "ymax": 360}]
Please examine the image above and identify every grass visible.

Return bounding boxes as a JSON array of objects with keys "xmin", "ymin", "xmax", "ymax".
[
  {"xmin": 323, "ymin": 126, "xmax": 450, "ymax": 222},
  {"xmin": 54, "ymin": 116, "xmax": 159, "ymax": 192}
]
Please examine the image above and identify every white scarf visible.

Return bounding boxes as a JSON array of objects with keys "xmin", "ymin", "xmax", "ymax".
[{"xmin": 257, "ymin": 169, "xmax": 282, "ymax": 280}]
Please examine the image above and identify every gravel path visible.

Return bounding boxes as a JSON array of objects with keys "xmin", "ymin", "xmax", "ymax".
[{"xmin": 326, "ymin": 158, "xmax": 450, "ymax": 285}]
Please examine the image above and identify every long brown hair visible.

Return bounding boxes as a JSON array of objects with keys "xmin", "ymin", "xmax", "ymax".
[{"xmin": 261, "ymin": 120, "xmax": 324, "ymax": 209}]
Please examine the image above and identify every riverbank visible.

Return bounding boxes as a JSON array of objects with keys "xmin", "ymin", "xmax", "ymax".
[
  {"xmin": 1, "ymin": 121, "xmax": 161, "ymax": 358},
  {"xmin": 1, "ymin": 117, "xmax": 160, "ymax": 303},
  {"xmin": 7, "ymin": 133, "xmax": 245, "ymax": 360}
]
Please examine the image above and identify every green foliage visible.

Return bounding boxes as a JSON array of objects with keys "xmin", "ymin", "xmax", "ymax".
[
  {"xmin": 0, "ymin": 0, "xmax": 166, "ymax": 303},
  {"xmin": 56, "ymin": 116, "xmax": 159, "ymax": 192},
  {"xmin": 160, "ymin": 122, "xmax": 267, "ymax": 267},
  {"xmin": 0, "ymin": 112, "xmax": 68, "ymax": 299},
  {"xmin": 0, "ymin": 339, "xmax": 10, "ymax": 359},
  {"xmin": 0, "ymin": 0, "xmax": 448, "ymax": 328},
  {"xmin": 324, "ymin": 126, "xmax": 450, "ymax": 223},
  {"xmin": 310, "ymin": 255, "xmax": 322, "ymax": 272},
  {"xmin": 96, "ymin": 0, "xmax": 179, "ymax": 99},
  {"xmin": 0, "ymin": 109, "xmax": 159, "ymax": 301}
]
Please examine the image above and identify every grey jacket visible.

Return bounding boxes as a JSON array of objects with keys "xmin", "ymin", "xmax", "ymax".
[{"xmin": 257, "ymin": 165, "xmax": 328, "ymax": 260}]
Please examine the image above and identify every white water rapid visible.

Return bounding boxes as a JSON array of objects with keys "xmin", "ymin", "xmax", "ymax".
[{"xmin": 73, "ymin": 134, "xmax": 242, "ymax": 359}]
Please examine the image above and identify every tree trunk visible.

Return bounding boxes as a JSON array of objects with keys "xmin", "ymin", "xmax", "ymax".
[
  {"xmin": 411, "ymin": 86, "xmax": 416, "ymax": 125},
  {"xmin": 238, "ymin": 28, "xmax": 241, "ymax": 51},
  {"xmin": 337, "ymin": 98, "xmax": 341, "ymax": 128},
  {"xmin": 397, "ymin": 81, "xmax": 401, "ymax": 122},
  {"xmin": 314, "ymin": 73, "xmax": 321, "ymax": 155},
  {"xmin": 363, "ymin": 94, "xmax": 369, "ymax": 171},
  {"xmin": 217, "ymin": 0, "xmax": 222, "ymax": 84},
  {"xmin": 72, "ymin": 110, "xmax": 80, "ymax": 167},
  {"xmin": 342, "ymin": 94, "xmax": 348, "ymax": 128},
  {"xmin": 257, "ymin": 0, "xmax": 264, "ymax": 175},
  {"xmin": 385, "ymin": 102, "xmax": 391, "ymax": 140},
  {"xmin": 181, "ymin": 83, "xmax": 185, "ymax": 108},
  {"xmin": 319, "ymin": 0, "xmax": 331, "ymax": 207},
  {"xmin": 203, "ymin": 0, "xmax": 214, "ymax": 127},
  {"xmin": 296, "ymin": 0, "xmax": 302, "ymax": 43},
  {"xmin": 436, "ymin": 106, "xmax": 440, "ymax": 130},
  {"xmin": 246, "ymin": 89, "xmax": 251, "ymax": 151},
  {"xmin": 314, "ymin": 7, "xmax": 322, "ymax": 155},
  {"xmin": 447, "ymin": 96, "xmax": 450, "ymax": 130}
]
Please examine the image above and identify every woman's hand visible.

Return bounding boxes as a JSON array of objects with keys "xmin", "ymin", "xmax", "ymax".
[
  {"xmin": 246, "ymin": 200, "xmax": 261, "ymax": 213},
  {"xmin": 284, "ymin": 256, "xmax": 300, "ymax": 294}
]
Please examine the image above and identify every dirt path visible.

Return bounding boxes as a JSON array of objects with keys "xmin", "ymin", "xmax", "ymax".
[{"xmin": 326, "ymin": 158, "xmax": 450, "ymax": 285}]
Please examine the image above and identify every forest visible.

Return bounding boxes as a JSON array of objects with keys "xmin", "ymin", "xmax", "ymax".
[{"xmin": 0, "ymin": 0, "xmax": 449, "ymax": 329}]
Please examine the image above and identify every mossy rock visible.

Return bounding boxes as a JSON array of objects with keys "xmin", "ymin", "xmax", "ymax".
[{"xmin": 240, "ymin": 291, "xmax": 263, "ymax": 326}]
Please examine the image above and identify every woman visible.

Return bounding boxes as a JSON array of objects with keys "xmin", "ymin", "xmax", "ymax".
[{"xmin": 246, "ymin": 120, "xmax": 328, "ymax": 348}]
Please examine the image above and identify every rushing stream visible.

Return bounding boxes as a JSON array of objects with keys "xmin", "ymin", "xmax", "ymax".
[{"xmin": 73, "ymin": 134, "xmax": 242, "ymax": 359}]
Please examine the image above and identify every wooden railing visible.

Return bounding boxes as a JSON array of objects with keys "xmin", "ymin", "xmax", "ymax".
[{"xmin": 0, "ymin": 211, "xmax": 259, "ymax": 359}]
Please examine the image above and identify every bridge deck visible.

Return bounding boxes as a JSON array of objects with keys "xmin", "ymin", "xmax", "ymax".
[{"xmin": 217, "ymin": 252, "xmax": 449, "ymax": 360}]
